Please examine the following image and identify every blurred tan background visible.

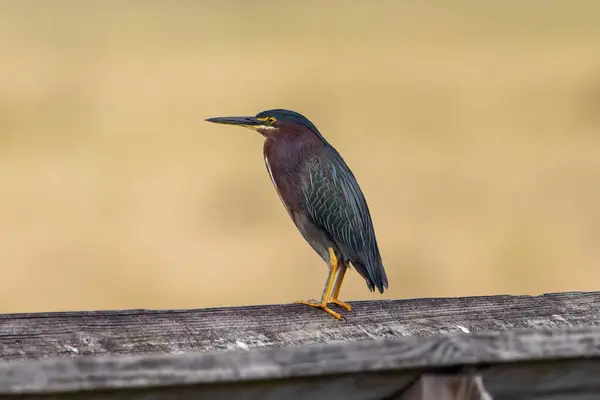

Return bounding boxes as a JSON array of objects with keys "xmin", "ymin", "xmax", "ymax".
[{"xmin": 1, "ymin": 1, "xmax": 600, "ymax": 313}]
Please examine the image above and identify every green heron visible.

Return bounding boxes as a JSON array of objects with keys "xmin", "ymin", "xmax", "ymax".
[{"xmin": 206, "ymin": 109, "xmax": 388, "ymax": 319}]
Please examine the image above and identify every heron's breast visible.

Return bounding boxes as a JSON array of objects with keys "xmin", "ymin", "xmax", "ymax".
[
  {"xmin": 263, "ymin": 141, "xmax": 306, "ymax": 216},
  {"xmin": 264, "ymin": 154, "xmax": 289, "ymax": 210}
]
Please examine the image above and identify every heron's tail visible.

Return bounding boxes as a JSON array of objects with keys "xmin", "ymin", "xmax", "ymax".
[{"xmin": 353, "ymin": 260, "xmax": 388, "ymax": 294}]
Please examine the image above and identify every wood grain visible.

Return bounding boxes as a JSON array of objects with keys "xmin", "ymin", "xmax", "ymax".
[
  {"xmin": 1, "ymin": 327, "xmax": 600, "ymax": 398},
  {"xmin": 0, "ymin": 291, "xmax": 599, "ymax": 399},
  {"xmin": 1, "ymin": 291, "xmax": 599, "ymax": 363}
]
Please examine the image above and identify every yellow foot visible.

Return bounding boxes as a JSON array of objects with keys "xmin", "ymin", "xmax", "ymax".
[
  {"xmin": 294, "ymin": 300, "xmax": 341, "ymax": 320},
  {"xmin": 330, "ymin": 299, "xmax": 352, "ymax": 312}
]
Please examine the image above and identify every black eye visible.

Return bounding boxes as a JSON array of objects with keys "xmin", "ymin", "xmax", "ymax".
[{"xmin": 267, "ymin": 117, "xmax": 276, "ymax": 124}]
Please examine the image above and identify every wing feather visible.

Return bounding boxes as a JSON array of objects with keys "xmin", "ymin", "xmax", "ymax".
[{"xmin": 300, "ymin": 148, "xmax": 388, "ymax": 292}]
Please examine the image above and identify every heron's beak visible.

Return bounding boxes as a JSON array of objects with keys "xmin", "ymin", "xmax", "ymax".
[{"xmin": 205, "ymin": 116, "xmax": 262, "ymax": 128}]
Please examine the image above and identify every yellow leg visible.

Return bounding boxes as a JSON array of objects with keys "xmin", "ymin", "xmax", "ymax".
[
  {"xmin": 294, "ymin": 248, "xmax": 342, "ymax": 320},
  {"xmin": 329, "ymin": 263, "xmax": 352, "ymax": 311}
]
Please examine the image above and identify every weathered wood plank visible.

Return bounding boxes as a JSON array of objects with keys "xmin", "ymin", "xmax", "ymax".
[
  {"xmin": 1, "ymin": 291, "xmax": 599, "ymax": 362},
  {"xmin": 483, "ymin": 359, "xmax": 600, "ymax": 400},
  {"xmin": 0, "ymin": 373, "xmax": 417, "ymax": 400},
  {"xmin": 1, "ymin": 326, "xmax": 600, "ymax": 398},
  {"xmin": 399, "ymin": 359, "xmax": 600, "ymax": 400},
  {"xmin": 399, "ymin": 374, "xmax": 493, "ymax": 400}
]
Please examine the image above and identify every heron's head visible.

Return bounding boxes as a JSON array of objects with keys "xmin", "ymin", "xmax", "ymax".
[{"xmin": 205, "ymin": 108, "xmax": 321, "ymax": 138}]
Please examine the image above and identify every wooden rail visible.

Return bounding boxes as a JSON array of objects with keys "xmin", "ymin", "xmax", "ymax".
[{"xmin": 0, "ymin": 291, "xmax": 599, "ymax": 399}]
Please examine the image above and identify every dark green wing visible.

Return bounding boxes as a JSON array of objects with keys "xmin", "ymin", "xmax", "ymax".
[{"xmin": 300, "ymin": 147, "xmax": 388, "ymax": 293}]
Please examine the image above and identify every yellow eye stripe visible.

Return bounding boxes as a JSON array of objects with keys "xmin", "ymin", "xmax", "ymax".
[{"xmin": 257, "ymin": 116, "xmax": 276, "ymax": 124}]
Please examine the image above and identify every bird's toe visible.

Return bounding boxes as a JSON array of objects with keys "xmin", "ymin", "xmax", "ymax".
[
  {"xmin": 294, "ymin": 299, "xmax": 320, "ymax": 306},
  {"xmin": 330, "ymin": 299, "xmax": 352, "ymax": 312}
]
